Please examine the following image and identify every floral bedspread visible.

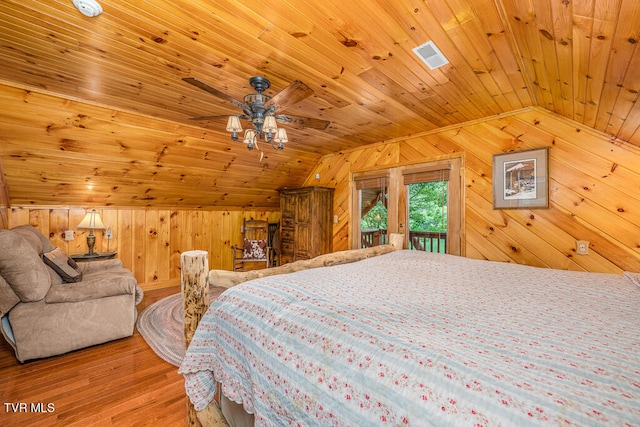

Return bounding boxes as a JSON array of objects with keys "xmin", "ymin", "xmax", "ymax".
[{"xmin": 179, "ymin": 250, "xmax": 640, "ymax": 426}]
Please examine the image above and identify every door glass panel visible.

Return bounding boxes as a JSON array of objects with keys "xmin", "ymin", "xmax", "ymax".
[
  {"xmin": 359, "ymin": 185, "xmax": 388, "ymax": 248},
  {"xmin": 407, "ymin": 180, "xmax": 447, "ymax": 253}
]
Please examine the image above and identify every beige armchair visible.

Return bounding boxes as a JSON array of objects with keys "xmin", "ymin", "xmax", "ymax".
[{"xmin": 0, "ymin": 225, "xmax": 143, "ymax": 362}]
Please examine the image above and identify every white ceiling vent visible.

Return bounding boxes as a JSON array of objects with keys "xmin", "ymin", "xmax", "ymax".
[
  {"xmin": 71, "ymin": 0, "xmax": 103, "ymax": 17},
  {"xmin": 412, "ymin": 41, "xmax": 449, "ymax": 70}
]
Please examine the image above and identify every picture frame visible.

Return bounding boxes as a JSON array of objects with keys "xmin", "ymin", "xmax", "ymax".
[{"xmin": 492, "ymin": 147, "xmax": 549, "ymax": 209}]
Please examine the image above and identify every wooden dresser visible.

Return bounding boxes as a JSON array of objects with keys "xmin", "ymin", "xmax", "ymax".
[{"xmin": 279, "ymin": 186, "xmax": 334, "ymax": 264}]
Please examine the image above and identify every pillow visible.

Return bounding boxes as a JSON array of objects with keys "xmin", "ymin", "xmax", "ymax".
[
  {"xmin": 0, "ymin": 230, "xmax": 51, "ymax": 302},
  {"xmin": 242, "ymin": 238, "xmax": 267, "ymax": 260},
  {"xmin": 43, "ymin": 248, "xmax": 82, "ymax": 283}
]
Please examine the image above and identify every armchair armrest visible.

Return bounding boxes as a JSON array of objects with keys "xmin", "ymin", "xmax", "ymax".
[
  {"xmin": 45, "ymin": 271, "xmax": 140, "ymax": 304},
  {"xmin": 76, "ymin": 259, "xmax": 123, "ymax": 275}
]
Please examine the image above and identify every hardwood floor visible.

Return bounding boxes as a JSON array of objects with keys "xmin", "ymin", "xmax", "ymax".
[{"xmin": 0, "ymin": 286, "xmax": 187, "ymax": 426}]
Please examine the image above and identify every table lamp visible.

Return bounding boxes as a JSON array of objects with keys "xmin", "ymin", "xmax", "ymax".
[{"xmin": 77, "ymin": 209, "xmax": 106, "ymax": 256}]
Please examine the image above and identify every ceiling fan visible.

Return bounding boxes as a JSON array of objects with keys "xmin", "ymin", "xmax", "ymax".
[{"xmin": 183, "ymin": 76, "xmax": 330, "ymax": 151}]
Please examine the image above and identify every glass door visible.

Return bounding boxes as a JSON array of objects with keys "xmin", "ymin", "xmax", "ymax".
[
  {"xmin": 406, "ymin": 179, "xmax": 448, "ymax": 253},
  {"xmin": 353, "ymin": 175, "xmax": 389, "ymax": 248},
  {"xmin": 401, "ymin": 158, "xmax": 461, "ymax": 255}
]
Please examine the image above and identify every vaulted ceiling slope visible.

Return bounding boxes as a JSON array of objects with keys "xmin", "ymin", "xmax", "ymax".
[{"xmin": 0, "ymin": 0, "xmax": 639, "ymax": 208}]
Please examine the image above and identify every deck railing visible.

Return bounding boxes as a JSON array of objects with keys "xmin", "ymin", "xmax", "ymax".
[
  {"xmin": 361, "ymin": 229, "xmax": 446, "ymax": 253},
  {"xmin": 361, "ymin": 229, "xmax": 388, "ymax": 247}
]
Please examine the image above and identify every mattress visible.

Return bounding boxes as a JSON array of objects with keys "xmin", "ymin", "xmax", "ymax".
[{"xmin": 180, "ymin": 250, "xmax": 640, "ymax": 426}]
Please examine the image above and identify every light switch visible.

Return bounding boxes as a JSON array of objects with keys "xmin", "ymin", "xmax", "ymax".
[{"xmin": 64, "ymin": 230, "xmax": 74, "ymax": 241}]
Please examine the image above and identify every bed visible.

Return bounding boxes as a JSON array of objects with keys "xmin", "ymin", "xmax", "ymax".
[{"xmin": 179, "ymin": 241, "xmax": 640, "ymax": 426}]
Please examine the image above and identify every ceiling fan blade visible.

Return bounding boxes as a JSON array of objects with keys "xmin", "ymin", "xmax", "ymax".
[
  {"xmin": 268, "ymin": 81, "xmax": 314, "ymax": 111},
  {"xmin": 277, "ymin": 114, "xmax": 331, "ymax": 130},
  {"xmin": 183, "ymin": 77, "xmax": 250, "ymax": 111},
  {"xmin": 187, "ymin": 114, "xmax": 228, "ymax": 121},
  {"xmin": 188, "ymin": 114, "xmax": 252, "ymax": 121}
]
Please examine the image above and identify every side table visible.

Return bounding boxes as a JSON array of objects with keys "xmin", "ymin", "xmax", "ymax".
[{"xmin": 70, "ymin": 252, "xmax": 117, "ymax": 262}]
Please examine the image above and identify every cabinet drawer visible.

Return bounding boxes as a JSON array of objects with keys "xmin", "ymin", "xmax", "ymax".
[
  {"xmin": 280, "ymin": 228, "xmax": 294, "ymax": 241},
  {"xmin": 281, "ymin": 241, "xmax": 295, "ymax": 254},
  {"xmin": 281, "ymin": 255, "xmax": 294, "ymax": 265},
  {"xmin": 281, "ymin": 217, "xmax": 295, "ymax": 228}
]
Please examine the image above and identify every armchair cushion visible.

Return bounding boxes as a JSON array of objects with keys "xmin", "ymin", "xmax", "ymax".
[
  {"xmin": 43, "ymin": 248, "xmax": 82, "ymax": 283},
  {"xmin": 0, "ymin": 230, "xmax": 51, "ymax": 302},
  {"xmin": 242, "ymin": 238, "xmax": 267, "ymax": 260}
]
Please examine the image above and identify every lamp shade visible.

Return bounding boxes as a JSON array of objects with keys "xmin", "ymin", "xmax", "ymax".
[
  {"xmin": 263, "ymin": 115, "xmax": 278, "ymax": 134},
  {"xmin": 274, "ymin": 128, "xmax": 288, "ymax": 143},
  {"xmin": 226, "ymin": 115, "xmax": 243, "ymax": 132},
  {"xmin": 77, "ymin": 209, "xmax": 106, "ymax": 230},
  {"xmin": 243, "ymin": 129, "xmax": 257, "ymax": 150}
]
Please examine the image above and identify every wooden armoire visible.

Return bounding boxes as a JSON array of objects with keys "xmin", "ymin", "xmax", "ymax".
[{"xmin": 279, "ymin": 187, "xmax": 334, "ymax": 264}]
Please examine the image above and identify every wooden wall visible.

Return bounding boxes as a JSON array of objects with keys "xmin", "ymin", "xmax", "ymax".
[
  {"xmin": 8, "ymin": 207, "xmax": 280, "ymax": 290},
  {"xmin": 4, "ymin": 106, "xmax": 639, "ymax": 289},
  {"xmin": 304, "ymin": 107, "xmax": 640, "ymax": 274}
]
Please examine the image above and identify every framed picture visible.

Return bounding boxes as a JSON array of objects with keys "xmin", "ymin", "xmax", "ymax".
[{"xmin": 492, "ymin": 147, "xmax": 549, "ymax": 209}]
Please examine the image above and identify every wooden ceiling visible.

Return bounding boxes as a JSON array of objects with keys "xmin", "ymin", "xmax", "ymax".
[{"xmin": 0, "ymin": 0, "xmax": 639, "ymax": 208}]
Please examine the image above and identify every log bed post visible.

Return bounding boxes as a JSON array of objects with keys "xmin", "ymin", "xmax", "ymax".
[{"xmin": 181, "ymin": 250, "xmax": 210, "ymax": 427}]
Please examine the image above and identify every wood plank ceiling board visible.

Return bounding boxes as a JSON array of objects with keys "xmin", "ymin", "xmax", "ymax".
[
  {"xmin": 547, "ymin": 0, "xmax": 574, "ymax": 118},
  {"xmin": 0, "ymin": 0, "xmax": 638, "ymax": 208},
  {"xmin": 604, "ymin": 1, "xmax": 640, "ymax": 138}
]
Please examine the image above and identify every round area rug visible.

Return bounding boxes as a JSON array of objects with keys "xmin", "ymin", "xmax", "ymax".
[{"xmin": 136, "ymin": 286, "xmax": 227, "ymax": 366}]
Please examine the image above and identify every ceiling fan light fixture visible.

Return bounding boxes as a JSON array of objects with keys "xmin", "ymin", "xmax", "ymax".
[
  {"xmin": 226, "ymin": 115, "xmax": 242, "ymax": 132},
  {"xmin": 274, "ymin": 128, "xmax": 288, "ymax": 143},
  {"xmin": 273, "ymin": 128, "xmax": 288, "ymax": 150},
  {"xmin": 226, "ymin": 115, "xmax": 243, "ymax": 141},
  {"xmin": 263, "ymin": 115, "xmax": 278, "ymax": 134},
  {"xmin": 243, "ymin": 129, "xmax": 257, "ymax": 150},
  {"xmin": 183, "ymin": 75, "xmax": 330, "ymax": 156}
]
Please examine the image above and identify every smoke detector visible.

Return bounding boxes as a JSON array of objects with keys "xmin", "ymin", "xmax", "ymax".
[{"xmin": 71, "ymin": 0, "xmax": 103, "ymax": 17}]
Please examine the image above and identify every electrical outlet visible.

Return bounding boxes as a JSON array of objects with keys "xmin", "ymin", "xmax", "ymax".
[
  {"xmin": 576, "ymin": 240, "xmax": 589, "ymax": 255},
  {"xmin": 64, "ymin": 230, "xmax": 74, "ymax": 241}
]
